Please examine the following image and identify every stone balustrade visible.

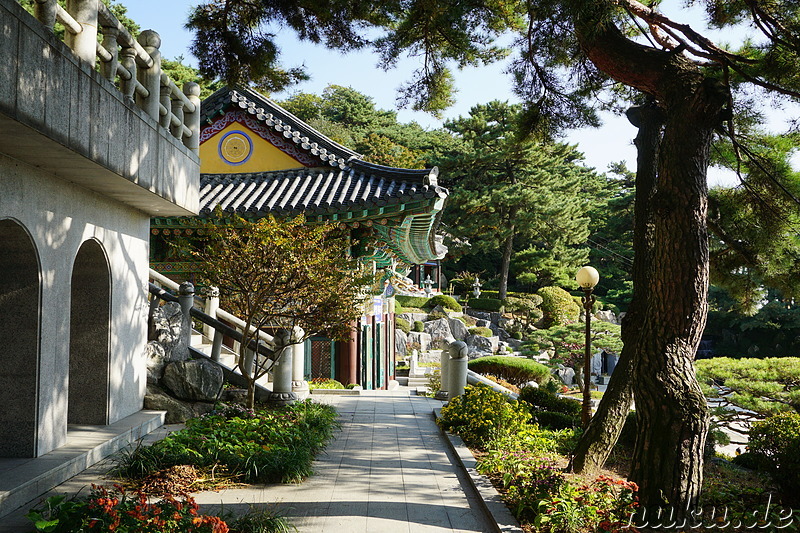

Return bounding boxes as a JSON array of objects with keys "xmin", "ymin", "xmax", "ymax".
[{"xmin": 32, "ymin": 0, "xmax": 200, "ymax": 153}]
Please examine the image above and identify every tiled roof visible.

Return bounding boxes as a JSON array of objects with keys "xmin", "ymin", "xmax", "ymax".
[{"xmin": 200, "ymin": 167, "xmax": 447, "ymax": 217}]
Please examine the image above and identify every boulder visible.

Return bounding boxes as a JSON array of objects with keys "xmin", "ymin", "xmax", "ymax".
[
  {"xmin": 395, "ymin": 328, "xmax": 409, "ymax": 357},
  {"xmin": 552, "ymin": 365, "xmax": 576, "ymax": 386},
  {"xmin": 143, "ymin": 384, "xmax": 214, "ymax": 423},
  {"xmin": 428, "ymin": 304, "xmax": 450, "ymax": 317},
  {"xmin": 145, "ymin": 341, "xmax": 167, "ymax": 384},
  {"xmin": 408, "ymin": 332, "xmax": 432, "ymax": 352},
  {"xmin": 506, "ymin": 338, "xmax": 524, "ymax": 351},
  {"xmin": 466, "ymin": 310, "xmax": 493, "ymax": 322},
  {"xmin": 495, "ymin": 327, "xmax": 512, "ymax": 341},
  {"xmin": 475, "ymin": 319, "xmax": 491, "ymax": 328},
  {"xmin": 448, "ymin": 317, "xmax": 469, "ymax": 340},
  {"xmin": 399, "ymin": 312, "xmax": 427, "ymax": 324},
  {"xmin": 594, "ymin": 310, "xmax": 618, "ymax": 324},
  {"xmin": 162, "ymin": 359, "xmax": 224, "ymax": 402},
  {"xmin": 424, "ymin": 318, "xmax": 455, "ymax": 346},
  {"xmin": 465, "ymin": 333, "xmax": 494, "ymax": 353},
  {"xmin": 149, "ymin": 302, "xmax": 189, "ymax": 362}
]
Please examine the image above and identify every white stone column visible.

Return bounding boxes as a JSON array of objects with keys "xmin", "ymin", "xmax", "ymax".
[
  {"xmin": 136, "ymin": 30, "xmax": 161, "ymax": 121},
  {"xmin": 291, "ymin": 327, "xmax": 309, "ymax": 399},
  {"xmin": 269, "ymin": 329, "xmax": 298, "ymax": 406},
  {"xmin": 65, "ymin": 0, "xmax": 99, "ymax": 65},
  {"xmin": 447, "ymin": 341, "xmax": 469, "ymax": 400},
  {"xmin": 203, "ymin": 286, "xmax": 219, "ymax": 339},
  {"xmin": 183, "ymin": 82, "xmax": 201, "ymax": 153}
]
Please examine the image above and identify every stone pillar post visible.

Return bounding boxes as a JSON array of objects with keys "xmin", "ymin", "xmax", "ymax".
[
  {"xmin": 170, "ymin": 94, "xmax": 185, "ymax": 140},
  {"xmin": 177, "ymin": 281, "xmax": 194, "ymax": 360},
  {"xmin": 203, "ymin": 286, "xmax": 219, "ymax": 339},
  {"xmin": 159, "ymin": 78, "xmax": 172, "ymax": 129},
  {"xmin": 183, "ymin": 82, "xmax": 201, "ymax": 153},
  {"xmin": 99, "ymin": 25, "xmax": 119, "ymax": 82},
  {"xmin": 34, "ymin": 0, "xmax": 57, "ymax": 31},
  {"xmin": 291, "ymin": 327, "xmax": 309, "ymax": 399},
  {"xmin": 119, "ymin": 46, "xmax": 136, "ymax": 104},
  {"xmin": 65, "ymin": 0, "xmax": 98, "ymax": 65},
  {"xmin": 269, "ymin": 329, "xmax": 298, "ymax": 406},
  {"xmin": 435, "ymin": 348, "xmax": 450, "ymax": 400},
  {"xmin": 136, "ymin": 30, "xmax": 161, "ymax": 121},
  {"xmin": 447, "ymin": 341, "xmax": 469, "ymax": 400}
]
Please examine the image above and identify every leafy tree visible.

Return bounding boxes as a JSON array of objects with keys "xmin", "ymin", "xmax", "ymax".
[
  {"xmin": 439, "ymin": 101, "xmax": 594, "ymax": 300},
  {"xmin": 186, "ymin": 0, "xmax": 800, "ymax": 512},
  {"xmin": 188, "ymin": 214, "xmax": 371, "ymax": 408}
]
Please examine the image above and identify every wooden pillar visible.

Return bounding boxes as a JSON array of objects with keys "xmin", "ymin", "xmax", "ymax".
[{"xmin": 335, "ymin": 321, "xmax": 358, "ymax": 386}]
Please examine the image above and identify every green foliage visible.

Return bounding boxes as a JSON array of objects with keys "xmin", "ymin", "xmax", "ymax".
[
  {"xmin": 537, "ymin": 286, "xmax": 581, "ymax": 327},
  {"xmin": 412, "ymin": 320, "xmax": 425, "ymax": 333},
  {"xmin": 438, "ymin": 386, "xmax": 531, "ymax": 449},
  {"xmin": 426, "ymin": 368, "xmax": 441, "ymax": 396},
  {"xmin": 706, "ymin": 300, "xmax": 800, "ymax": 357},
  {"xmin": 532, "ymin": 411, "xmax": 580, "ymax": 430},
  {"xmin": 395, "ymin": 317, "xmax": 411, "ymax": 334},
  {"xmin": 308, "ymin": 378, "xmax": 345, "ymax": 390},
  {"xmin": 696, "ymin": 357, "xmax": 800, "ymax": 416},
  {"xmin": 467, "ymin": 298, "xmax": 504, "ymax": 312},
  {"xmin": 113, "ymin": 401, "xmax": 337, "ymax": 484},
  {"xmin": 427, "ymin": 310, "xmax": 448, "ymax": 321},
  {"xmin": 426, "ymin": 294, "xmax": 462, "ymax": 312},
  {"xmin": 396, "ymin": 295, "xmax": 430, "ymax": 309},
  {"xmin": 745, "ymin": 412, "xmax": 800, "ymax": 503},
  {"xmin": 518, "ymin": 387, "xmax": 582, "ymax": 418},
  {"xmin": 468, "ymin": 356, "xmax": 551, "ymax": 386},
  {"xmin": 26, "ymin": 486, "xmax": 228, "ymax": 533},
  {"xmin": 525, "ymin": 322, "xmax": 622, "ymax": 369},
  {"xmin": 468, "ymin": 326, "xmax": 493, "ymax": 338}
]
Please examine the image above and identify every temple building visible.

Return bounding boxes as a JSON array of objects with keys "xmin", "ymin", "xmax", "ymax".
[{"xmin": 150, "ymin": 86, "xmax": 448, "ymax": 389}]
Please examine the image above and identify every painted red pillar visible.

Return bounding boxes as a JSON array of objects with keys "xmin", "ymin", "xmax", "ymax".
[{"xmin": 336, "ymin": 321, "xmax": 358, "ymax": 386}]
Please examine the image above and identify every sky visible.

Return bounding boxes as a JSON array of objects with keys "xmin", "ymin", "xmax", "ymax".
[{"xmin": 121, "ymin": 1, "xmax": 794, "ymax": 187}]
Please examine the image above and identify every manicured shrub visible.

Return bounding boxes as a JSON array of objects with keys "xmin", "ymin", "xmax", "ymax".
[
  {"xmin": 518, "ymin": 387, "xmax": 582, "ymax": 417},
  {"xmin": 396, "ymin": 295, "xmax": 430, "ymax": 309},
  {"xmin": 395, "ymin": 317, "xmax": 411, "ymax": 334},
  {"xmin": 533, "ymin": 411, "xmax": 580, "ymax": 430},
  {"xmin": 438, "ymin": 386, "xmax": 531, "ymax": 449},
  {"xmin": 468, "ymin": 326, "xmax": 494, "ymax": 337},
  {"xmin": 427, "ymin": 310, "xmax": 448, "ymax": 321},
  {"xmin": 467, "ymin": 297, "xmax": 504, "ymax": 312},
  {"xmin": 426, "ymin": 294, "xmax": 462, "ymax": 312},
  {"xmin": 482, "ymin": 374, "xmax": 521, "ymax": 394},
  {"xmin": 469, "ymin": 356, "xmax": 551, "ymax": 386},
  {"xmin": 537, "ymin": 286, "xmax": 581, "ymax": 327},
  {"xmin": 745, "ymin": 412, "xmax": 800, "ymax": 503},
  {"xmin": 413, "ymin": 320, "xmax": 424, "ymax": 332},
  {"xmin": 309, "ymin": 378, "xmax": 345, "ymax": 389}
]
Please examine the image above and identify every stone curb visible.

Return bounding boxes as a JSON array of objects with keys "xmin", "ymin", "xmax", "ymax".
[{"xmin": 433, "ymin": 408, "xmax": 524, "ymax": 533}]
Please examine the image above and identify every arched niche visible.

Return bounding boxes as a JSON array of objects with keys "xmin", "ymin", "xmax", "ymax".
[
  {"xmin": 0, "ymin": 219, "xmax": 41, "ymax": 457},
  {"xmin": 68, "ymin": 238, "xmax": 110, "ymax": 425}
]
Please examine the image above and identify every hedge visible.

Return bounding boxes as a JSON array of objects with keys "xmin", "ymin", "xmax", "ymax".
[
  {"xmin": 468, "ymin": 326, "xmax": 494, "ymax": 338},
  {"xmin": 537, "ymin": 286, "xmax": 581, "ymax": 327},
  {"xmin": 468, "ymin": 356, "xmax": 551, "ymax": 386},
  {"xmin": 518, "ymin": 387, "xmax": 582, "ymax": 417},
  {"xmin": 395, "ymin": 317, "xmax": 411, "ymax": 334},
  {"xmin": 533, "ymin": 411, "xmax": 580, "ymax": 430},
  {"xmin": 467, "ymin": 298, "xmax": 504, "ymax": 312},
  {"xmin": 427, "ymin": 294, "xmax": 462, "ymax": 312},
  {"xmin": 396, "ymin": 295, "xmax": 430, "ymax": 309},
  {"xmin": 413, "ymin": 320, "xmax": 424, "ymax": 332}
]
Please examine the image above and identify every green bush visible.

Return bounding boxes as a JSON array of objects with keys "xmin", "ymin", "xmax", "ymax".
[
  {"xmin": 426, "ymin": 294, "xmax": 462, "ymax": 312},
  {"xmin": 537, "ymin": 286, "xmax": 581, "ymax": 327},
  {"xmin": 427, "ymin": 310, "xmax": 448, "ymax": 321},
  {"xmin": 746, "ymin": 412, "xmax": 800, "ymax": 503},
  {"xmin": 395, "ymin": 317, "xmax": 411, "ymax": 334},
  {"xmin": 518, "ymin": 387, "xmax": 582, "ymax": 417},
  {"xmin": 413, "ymin": 320, "xmax": 424, "ymax": 332},
  {"xmin": 468, "ymin": 298, "xmax": 504, "ymax": 312},
  {"xmin": 309, "ymin": 378, "xmax": 345, "ymax": 389},
  {"xmin": 438, "ymin": 386, "xmax": 531, "ymax": 449},
  {"xmin": 468, "ymin": 326, "xmax": 494, "ymax": 337},
  {"xmin": 395, "ymin": 295, "xmax": 430, "ymax": 309},
  {"xmin": 533, "ymin": 411, "xmax": 580, "ymax": 430},
  {"xmin": 469, "ymin": 356, "xmax": 551, "ymax": 386}
]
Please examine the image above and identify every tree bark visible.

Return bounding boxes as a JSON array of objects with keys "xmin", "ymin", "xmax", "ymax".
[
  {"xmin": 569, "ymin": 101, "xmax": 662, "ymax": 474},
  {"xmin": 498, "ymin": 224, "xmax": 515, "ymax": 300}
]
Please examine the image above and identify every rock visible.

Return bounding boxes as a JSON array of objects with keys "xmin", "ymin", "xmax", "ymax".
[
  {"xmin": 466, "ymin": 310, "xmax": 493, "ymax": 322},
  {"xmin": 407, "ymin": 332, "xmax": 432, "ymax": 352},
  {"xmin": 162, "ymin": 359, "xmax": 224, "ymax": 402},
  {"xmin": 221, "ymin": 388, "xmax": 249, "ymax": 404},
  {"xmin": 591, "ymin": 352, "xmax": 603, "ymax": 376},
  {"xmin": 466, "ymin": 334, "xmax": 494, "ymax": 352},
  {"xmin": 521, "ymin": 380, "xmax": 539, "ymax": 389},
  {"xmin": 506, "ymin": 338, "xmax": 524, "ymax": 350},
  {"xmin": 424, "ymin": 318, "xmax": 455, "ymax": 346},
  {"xmin": 144, "ymin": 384, "xmax": 197, "ymax": 424},
  {"xmin": 395, "ymin": 329, "xmax": 408, "ymax": 357},
  {"xmin": 495, "ymin": 327, "xmax": 512, "ymax": 341},
  {"xmin": 145, "ymin": 341, "xmax": 167, "ymax": 384},
  {"xmin": 594, "ymin": 310, "xmax": 618, "ymax": 324},
  {"xmin": 498, "ymin": 317, "xmax": 514, "ymax": 329},
  {"xmin": 399, "ymin": 313, "xmax": 428, "ymax": 324},
  {"xmin": 149, "ymin": 302, "xmax": 189, "ymax": 362},
  {"xmin": 552, "ymin": 365, "xmax": 575, "ymax": 386},
  {"xmin": 448, "ymin": 317, "xmax": 469, "ymax": 340},
  {"xmin": 428, "ymin": 304, "xmax": 450, "ymax": 317},
  {"xmin": 475, "ymin": 319, "xmax": 491, "ymax": 328}
]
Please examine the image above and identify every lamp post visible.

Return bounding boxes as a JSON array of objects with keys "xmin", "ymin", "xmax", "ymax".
[{"xmin": 576, "ymin": 266, "xmax": 599, "ymax": 429}]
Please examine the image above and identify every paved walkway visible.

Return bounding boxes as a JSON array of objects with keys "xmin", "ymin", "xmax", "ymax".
[{"xmin": 2, "ymin": 390, "xmax": 494, "ymax": 533}]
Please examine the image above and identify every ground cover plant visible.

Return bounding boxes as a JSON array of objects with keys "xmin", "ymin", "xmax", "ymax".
[
  {"xmin": 114, "ymin": 400, "xmax": 337, "ymax": 485},
  {"xmin": 308, "ymin": 377, "xmax": 345, "ymax": 390}
]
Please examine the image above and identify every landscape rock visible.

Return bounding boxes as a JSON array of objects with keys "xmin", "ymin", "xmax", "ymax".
[
  {"xmin": 424, "ymin": 318, "xmax": 455, "ymax": 346},
  {"xmin": 466, "ymin": 334, "xmax": 494, "ymax": 353},
  {"xmin": 395, "ymin": 328, "xmax": 409, "ymax": 357},
  {"xmin": 475, "ymin": 319, "xmax": 491, "ymax": 328},
  {"xmin": 149, "ymin": 302, "xmax": 189, "ymax": 362},
  {"xmin": 143, "ymin": 384, "xmax": 214, "ymax": 423},
  {"xmin": 162, "ymin": 359, "xmax": 224, "ymax": 402},
  {"xmin": 145, "ymin": 341, "xmax": 167, "ymax": 384},
  {"xmin": 429, "ymin": 304, "xmax": 450, "ymax": 317},
  {"xmin": 399, "ymin": 313, "xmax": 427, "ymax": 324},
  {"xmin": 408, "ymin": 332, "xmax": 432, "ymax": 352},
  {"xmin": 448, "ymin": 317, "xmax": 469, "ymax": 340},
  {"xmin": 552, "ymin": 365, "xmax": 576, "ymax": 386},
  {"xmin": 506, "ymin": 338, "xmax": 524, "ymax": 350},
  {"xmin": 495, "ymin": 327, "xmax": 512, "ymax": 341},
  {"xmin": 594, "ymin": 310, "xmax": 618, "ymax": 324},
  {"xmin": 522, "ymin": 380, "xmax": 540, "ymax": 389}
]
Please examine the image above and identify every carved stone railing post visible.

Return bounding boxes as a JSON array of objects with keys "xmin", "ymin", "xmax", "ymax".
[
  {"xmin": 183, "ymin": 82, "xmax": 201, "ymax": 153},
  {"xmin": 64, "ymin": 0, "xmax": 99, "ymax": 66},
  {"xmin": 119, "ymin": 46, "xmax": 136, "ymax": 104},
  {"xmin": 291, "ymin": 327, "xmax": 309, "ymax": 399},
  {"xmin": 99, "ymin": 25, "xmax": 119, "ymax": 83},
  {"xmin": 270, "ymin": 329, "xmax": 298, "ymax": 406},
  {"xmin": 202, "ymin": 286, "xmax": 219, "ymax": 340},
  {"xmin": 447, "ymin": 341, "xmax": 469, "ymax": 399},
  {"xmin": 136, "ymin": 30, "xmax": 161, "ymax": 121},
  {"xmin": 170, "ymin": 94, "xmax": 184, "ymax": 140},
  {"xmin": 159, "ymin": 77, "xmax": 172, "ymax": 129},
  {"xmin": 33, "ymin": 0, "xmax": 57, "ymax": 30}
]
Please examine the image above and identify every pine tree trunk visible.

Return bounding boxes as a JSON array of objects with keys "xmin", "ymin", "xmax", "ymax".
[
  {"xmin": 570, "ymin": 101, "xmax": 662, "ymax": 474},
  {"xmin": 499, "ymin": 227, "xmax": 515, "ymax": 300},
  {"xmin": 629, "ymin": 74, "xmax": 728, "ymax": 514}
]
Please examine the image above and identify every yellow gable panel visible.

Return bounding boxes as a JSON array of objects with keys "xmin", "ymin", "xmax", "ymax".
[{"xmin": 200, "ymin": 122, "xmax": 306, "ymax": 174}]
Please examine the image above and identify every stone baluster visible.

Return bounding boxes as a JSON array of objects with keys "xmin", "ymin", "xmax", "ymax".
[
  {"xmin": 447, "ymin": 341, "xmax": 469, "ymax": 399},
  {"xmin": 159, "ymin": 77, "xmax": 172, "ymax": 129},
  {"xmin": 99, "ymin": 25, "xmax": 119, "ymax": 83},
  {"xmin": 291, "ymin": 327, "xmax": 309, "ymax": 399},
  {"xmin": 33, "ymin": 0, "xmax": 57, "ymax": 31},
  {"xmin": 170, "ymin": 93, "xmax": 185, "ymax": 140},
  {"xmin": 183, "ymin": 82, "xmax": 201, "ymax": 153},
  {"xmin": 119, "ymin": 46, "xmax": 136, "ymax": 104},
  {"xmin": 136, "ymin": 30, "xmax": 161, "ymax": 121},
  {"xmin": 202, "ymin": 286, "xmax": 219, "ymax": 340},
  {"xmin": 270, "ymin": 329, "xmax": 298, "ymax": 406},
  {"xmin": 64, "ymin": 0, "xmax": 99, "ymax": 66}
]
